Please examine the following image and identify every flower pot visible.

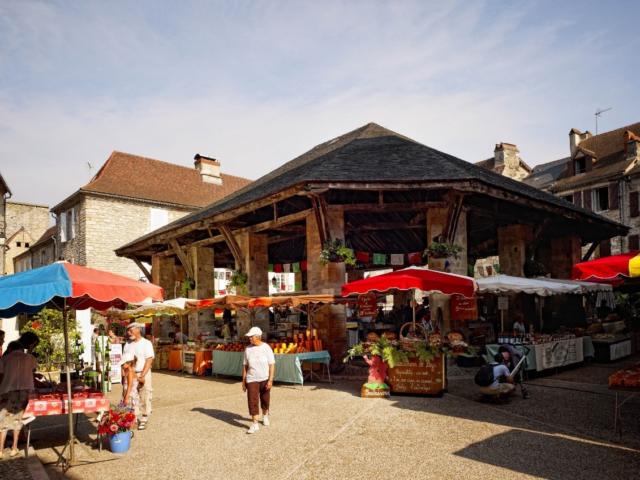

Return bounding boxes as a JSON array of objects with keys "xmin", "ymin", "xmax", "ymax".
[{"xmin": 109, "ymin": 431, "xmax": 133, "ymax": 454}]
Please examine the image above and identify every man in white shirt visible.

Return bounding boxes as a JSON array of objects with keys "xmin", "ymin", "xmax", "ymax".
[
  {"xmin": 123, "ymin": 322, "xmax": 154, "ymax": 430},
  {"xmin": 242, "ymin": 327, "xmax": 275, "ymax": 434}
]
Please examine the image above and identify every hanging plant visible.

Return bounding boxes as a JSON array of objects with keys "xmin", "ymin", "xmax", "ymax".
[
  {"xmin": 229, "ymin": 270, "xmax": 249, "ymax": 295},
  {"xmin": 180, "ymin": 278, "xmax": 195, "ymax": 297},
  {"xmin": 344, "ymin": 335, "xmax": 409, "ymax": 368},
  {"xmin": 424, "ymin": 241, "xmax": 463, "ymax": 260},
  {"xmin": 319, "ymin": 239, "xmax": 356, "ymax": 266}
]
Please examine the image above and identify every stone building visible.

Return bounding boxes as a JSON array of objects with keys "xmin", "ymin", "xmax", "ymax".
[
  {"xmin": 13, "ymin": 226, "xmax": 57, "ymax": 273},
  {"xmin": 2, "ymin": 201, "xmax": 50, "ymax": 275},
  {"xmin": 49, "ymin": 151, "xmax": 251, "ymax": 282},
  {"xmin": 0, "ymin": 173, "xmax": 10, "ymax": 274},
  {"xmin": 523, "ymin": 122, "xmax": 640, "ymax": 258},
  {"xmin": 116, "ymin": 123, "xmax": 625, "ymax": 363}
]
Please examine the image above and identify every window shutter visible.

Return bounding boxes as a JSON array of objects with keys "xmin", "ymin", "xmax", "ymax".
[
  {"xmin": 573, "ymin": 191, "xmax": 583, "ymax": 208},
  {"xmin": 60, "ymin": 213, "xmax": 67, "ymax": 243},
  {"xmin": 629, "ymin": 235, "xmax": 639, "ymax": 252},
  {"xmin": 70, "ymin": 208, "xmax": 76, "ymax": 239},
  {"xmin": 630, "ymin": 192, "xmax": 639, "ymax": 218},
  {"xmin": 583, "ymin": 189, "xmax": 592, "ymax": 210},
  {"xmin": 609, "ymin": 182, "xmax": 619, "ymax": 210}
]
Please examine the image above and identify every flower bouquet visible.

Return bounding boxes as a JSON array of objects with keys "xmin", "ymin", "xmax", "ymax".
[{"xmin": 98, "ymin": 404, "xmax": 136, "ymax": 453}]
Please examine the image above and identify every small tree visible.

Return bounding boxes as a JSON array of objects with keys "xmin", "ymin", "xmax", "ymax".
[{"xmin": 21, "ymin": 308, "xmax": 78, "ymax": 372}]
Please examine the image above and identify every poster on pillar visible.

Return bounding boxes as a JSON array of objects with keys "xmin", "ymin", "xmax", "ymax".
[
  {"xmin": 450, "ymin": 295, "xmax": 478, "ymax": 321},
  {"xmin": 357, "ymin": 293, "xmax": 378, "ymax": 317}
]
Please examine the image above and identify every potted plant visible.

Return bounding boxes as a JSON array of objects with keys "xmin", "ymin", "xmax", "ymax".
[
  {"xmin": 180, "ymin": 278, "xmax": 195, "ymax": 297},
  {"xmin": 98, "ymin": 404, "xmax": 136, "ymax": 454},
  {"xmin": 424, "ymin": 240, "xmax": 463, "ymax": 272},
  {"xmin": 229, "ymin": 270, "xmax": 249, "ymax": 295},
  {"xmin": 319, "ymin": 239, "xmax": 356, "ymax": 266}
]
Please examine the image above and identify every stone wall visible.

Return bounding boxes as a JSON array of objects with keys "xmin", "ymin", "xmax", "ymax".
[
  {"xmin": 5, "ymin": 201, "xmax": 49, "ymax": 240},
  {"xmin": 61, "ymin": 194, "xmax": 191, "ymax": 278}
]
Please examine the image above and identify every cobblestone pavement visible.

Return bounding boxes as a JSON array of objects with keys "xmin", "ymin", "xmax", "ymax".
[{"xmin": 24, "ymin": 357, "xmax": 640, "ymax": 480}]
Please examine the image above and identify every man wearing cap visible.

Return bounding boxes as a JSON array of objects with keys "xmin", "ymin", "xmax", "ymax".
[
  {"xmin": 242, "ymin": 327, "xmax": 275, "ymax": 434},
  {"xmin": 123, "ymin": 322, "xmax": 154, "ymax": 430}
]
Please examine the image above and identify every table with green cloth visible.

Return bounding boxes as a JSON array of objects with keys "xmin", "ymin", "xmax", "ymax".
[
  {"xmin": 212, "ymin": 350, "xmax": 331, "ymax": 385},
  {"xmin": 484, "ymin": 336, "xmax": 594, "ymax": 372}
]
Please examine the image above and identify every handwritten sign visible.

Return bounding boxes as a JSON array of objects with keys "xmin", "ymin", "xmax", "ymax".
[
  {"xmin": 387, "ymin": 355, "xmax": 445, "ymax": 394},
  {"xmin": 534, "ymin": 338, "xmax": 583, "ymax": 371},
  {"xmin": 497, "ymin": 296, "xmax": 509, "ymax": 310},
  {"xmin": 451, "ymin": 295, "xmax": 478, "ymax": 321},
  {"xmin": 357, "ymin": 293, "xmax": 378, "ymax": 317}
]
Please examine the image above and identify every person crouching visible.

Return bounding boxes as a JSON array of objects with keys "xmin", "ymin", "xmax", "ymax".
[
  {"xmin": 242, "ymin": 327, "xmax": 275, "ymax": 434},
  {"xmin": 479, "ymin": 352, "xmax": 515, "ymax": 399}
]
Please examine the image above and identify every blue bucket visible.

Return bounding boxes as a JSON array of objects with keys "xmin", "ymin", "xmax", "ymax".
[{"xmin": 109, "ymin": 431, "xmax": 133, "ymax": 454}]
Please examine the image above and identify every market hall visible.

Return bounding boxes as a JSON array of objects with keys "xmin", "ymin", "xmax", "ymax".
[{"xmin": 115, "ymin": 123, "xmax": 627, "ymax": 365}]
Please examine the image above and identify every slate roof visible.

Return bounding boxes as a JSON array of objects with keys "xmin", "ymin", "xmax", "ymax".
[
  {"xmin": 118, "ymin": 123, "xmax": 625, "ymax": 252},
  {"xmin": 0, "ymin": 172, "xmax": 10, "ymax": 196},
  {"xmin": 31, "ymin": 226, "xmax": 56, "ymax": 249},
  {"xmin": 52, "ymin": 151, "xmax": 252, "ymax": 212},
  {"xmin": 475, "ymin": 156, "xmax": 532, "ymax": 175},
  {"xmin": 522, "ymin": 157, "xmax": 570, "ymax": 191}
]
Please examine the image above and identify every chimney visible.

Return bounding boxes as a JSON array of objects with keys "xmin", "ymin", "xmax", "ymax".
[
  {"xmin": 625, "ymin": 131, "xmax": 640, "ymax": 164},
  {"xmin": 194, "ymin": 154, "xmax": 222, "ymax": 185},
  {"xmin": 569, "ymin": 128, "xmax": 592, "ymax": 157},
  {"xmin": 494, "ymin": 143, "xmax": 520, "ymax": 170}
]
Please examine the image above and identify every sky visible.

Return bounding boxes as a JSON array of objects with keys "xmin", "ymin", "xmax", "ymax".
[{"xmin": 1, "ymin": 0, "xmax": 639, "ymax": 206}]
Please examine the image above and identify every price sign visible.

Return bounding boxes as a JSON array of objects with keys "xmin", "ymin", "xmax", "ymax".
[
  {"xmin": 498, "ymin": 296, "xmax": 509, "ymax": 310},
  {"xmin": 387, "ymin": 355, "xmax": 445, "ymax": 394},
  {"xmin": 357, "ymin": 293, "xmax": 378, "ymax": 317}
]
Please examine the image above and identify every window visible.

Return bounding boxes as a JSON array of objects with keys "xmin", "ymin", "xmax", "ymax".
[
  {"xmin": 575, "ymin": 158, "xmax": 587, "ymax": 174},
  {"xmin": 629, "ymin": 235, "xmax": 639, "ymax": 252},
  {"xmin": 593, "ymin": 187, "xmax": 609, "ymax": 212},
  {"xmin": 25, "ymin": 242, "xmax": 29, "ymax": 248},
  {"xmin": 60, "ymin": 212, "xmax": 67, "ymax": 242},
  {"xmin": 599, "ymin": 239, "xmax": 611, "ymax": 257},
  {"xmin": 149, "ymin": 208, "xmax": 169, "ymax": 232},
  {"xmin": 16, "ymin": 241, "xmax": 21, "ymax": 247},
  {"xmin": 66, "ymin": 209, "xmax": 75, "ymax": 241},
  {"xmin": 630, "ymin": 192, "xmax": 639, "ymax": 218},
  {"xmin": 562, "ymin": 195, "xmax": 573, "ymax": 204}
]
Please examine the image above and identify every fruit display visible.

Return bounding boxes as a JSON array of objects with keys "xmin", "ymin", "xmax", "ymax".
[
  {"xmin": 609, "ymin": 364, "xmax": 640, "ymax": 388},
  {"xmin": 214, "ymin": 343, "xmax": 246, "ymax": 352}
]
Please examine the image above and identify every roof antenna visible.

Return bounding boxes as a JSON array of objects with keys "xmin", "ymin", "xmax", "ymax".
[{"xmin": 595, "ymin": 107, "xmax": 612, "ymax": 135}]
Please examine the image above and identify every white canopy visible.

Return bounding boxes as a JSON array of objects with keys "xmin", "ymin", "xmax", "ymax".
[
  {"xmin": 475, "ymin": 275, "xmax": 609, "ymax": 296},
  {"xmin": 533, "ymin": 277, "xmax": 612, "ymax": 294}
]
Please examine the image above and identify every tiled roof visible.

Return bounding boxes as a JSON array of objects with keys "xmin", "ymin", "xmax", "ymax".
[
  {"xmin": 54, "ymin": 151, "xmax": 252, "ymax": 211},
  {"xmin": 31, "ymin": 226, "xmax": 56, "ymax": 249},
  {"xmin": 522, "ymin": 157, "xmax": 570, "ymax": 190},
  {"xmin": 578, "ymin": 122, "xmax": 640, "ymax": 161}
]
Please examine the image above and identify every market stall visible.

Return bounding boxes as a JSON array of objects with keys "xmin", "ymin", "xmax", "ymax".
[
  {"xmin": 608, "ymin": 363, "xmax": 640, "ymax": 435},
  {"xmin": 341, "ymin": 266, "xmax": 477, "ymax": 396},
  {"xmin": 477, "ymin": 275, "xmax": 611, "ymax": 370}
]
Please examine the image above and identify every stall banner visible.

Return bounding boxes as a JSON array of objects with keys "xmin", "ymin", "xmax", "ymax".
[
  {"xmin": 534, "ymin": 338, "xmax": 584, "ymax": 371},
  {"xmin": 451, "ymin": 295, "xmax": 478, "ymax": 321},
  {"xmin": 109, "ymin": 343, "xmax": 122, "ymax": 384},
  {"xmin": 357, "ymin": 292, "xmax": 378, "ymax": 317}
]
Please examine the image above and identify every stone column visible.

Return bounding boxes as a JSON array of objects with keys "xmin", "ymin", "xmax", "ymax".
[
  {"xmin": 550, "ymin": 235, "xmax": 582, "ymax": 279},
  {"xmin": 188, "ymin": 246, "xmax": 215, "ymax": 335},
  {"xmin": 426, "ymin": 207, "xmax": 468, "ymax": 275},
  {"xmin": 151, "ymin": 254, "xmax": 176, "ymax": 299},
  {"xmin": 497, "ymin": 224, "xmax": 534, "ymax": 277},
  {"xmin": 235, "ymin": 231, "xmax": 269, "ymax": 296},
  {"xmin": 306, "ymin": 208, "xmax": 347, "ymax": 295}
]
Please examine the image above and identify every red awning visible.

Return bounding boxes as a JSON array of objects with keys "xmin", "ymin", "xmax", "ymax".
[
  {"xmin": 341, "ymin": 266, "xmax": 476, "ymax": 298},
  {"xmin": 572, "ymin": 251, "xmax": 640, "ymax": 284}
]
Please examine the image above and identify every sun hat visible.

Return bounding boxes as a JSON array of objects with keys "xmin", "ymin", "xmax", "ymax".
[
  {"xmin": 127, "ymin": 322, "xmax": 144, "ymax": 330},
  {"xmin": 245, "ymin": 326, "xmax": 263, "ymax": 338},
  {"xmin": 120, "ymin": 352, "xmax": 135, "ymax": 365}
]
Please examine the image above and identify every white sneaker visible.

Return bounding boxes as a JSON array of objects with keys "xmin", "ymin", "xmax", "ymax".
[
  {"xmin": 262, "ymin": 415, "xmax": 270, "ymax": 426},
  {"xmin": 247, "ymin": 423, "xmax": 260, "ymax": 434}
]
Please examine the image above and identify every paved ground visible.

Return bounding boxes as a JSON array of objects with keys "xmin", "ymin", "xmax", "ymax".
[{"xmin": 18, "ymin": 356, "xmax": 640, "ymax": 480}]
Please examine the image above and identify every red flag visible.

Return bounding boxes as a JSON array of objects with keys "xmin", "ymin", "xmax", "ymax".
[
  {"xmin": 356, "ymin": 251, "xmax": 370, "ymax": 263},
  {"xmin": 274, "ymin": 264, "xmax": 283, "ymax": 273},
  {"xmin": 408, "ymin": 252, "xmax": 422, "ymax": 265},
  {"xmin": 301, "ymin": 260, "xmax": 308, "ymax": 271}
]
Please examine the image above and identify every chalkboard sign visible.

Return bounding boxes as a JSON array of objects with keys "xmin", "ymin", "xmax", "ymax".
[{"xmin": 387, "ymin": 355, "xmax": 445, "ymax": 395}]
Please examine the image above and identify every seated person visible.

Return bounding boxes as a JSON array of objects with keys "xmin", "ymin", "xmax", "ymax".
[
  {"xmin": 479, "ymin": 352, "xmax": 515, "ymax": 398},
  {"xmin": 512, "ymin": 313, "xmax": 526, "ymax": 335}
]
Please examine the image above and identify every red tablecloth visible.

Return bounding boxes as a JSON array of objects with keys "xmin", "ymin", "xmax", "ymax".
[{"xmin": 24, "ymin": 391, "xmax": 109, "ymax": 417}]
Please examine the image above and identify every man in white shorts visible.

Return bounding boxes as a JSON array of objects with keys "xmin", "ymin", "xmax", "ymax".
[{"xmin": 123, "ymin": 322, "xmax": 154, "ymax": 430}]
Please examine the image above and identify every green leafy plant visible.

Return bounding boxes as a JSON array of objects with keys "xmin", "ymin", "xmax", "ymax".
[
  {"xmin": 21, "ymin": 308, "xmax": 77, "ymax": 372},
  {"xmin": 229, "ymin": 270, "xmax": 249, "ymax": 295},
  {"xmin": 343, "ymin": 335, "xmax": 409, "ymax": 368},
  {"xmin": 414, "ymin": 342, "xmax": 439, "ymax": 364},
  {"xmin": 424, "ymin": 242, "xmax": 463, "ymax": 259},
  {"xmin": 180, "ymin": 278, "xmax": 195, "ymax": 297},
  {"xmin": 319, "ymin": 239, "xmax": 356, "ymax": 266}
]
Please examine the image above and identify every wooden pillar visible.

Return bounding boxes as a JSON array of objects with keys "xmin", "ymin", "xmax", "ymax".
[
  {"xmin": 497, "ymin": 224, "xmax": 534, "ymax": 277},
  {"xmin": 306, "ymin": 208, "xmax": 346, "ymax": 295},
  {"xmin": 549, "ymin": 235, "xmax": 582, "ymax": 279},
  {"xmin": 151, "ymin": 255, "xmax": 176, "ymax": 299},
  {"xmin": 235, "ymin": 231, "xmax": 269, "ymax": 296}
]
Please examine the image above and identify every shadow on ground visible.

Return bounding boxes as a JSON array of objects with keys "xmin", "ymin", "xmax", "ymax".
[{"xmin": 191, "ymin": 407, "xmax": 247, "ymax": 430}]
